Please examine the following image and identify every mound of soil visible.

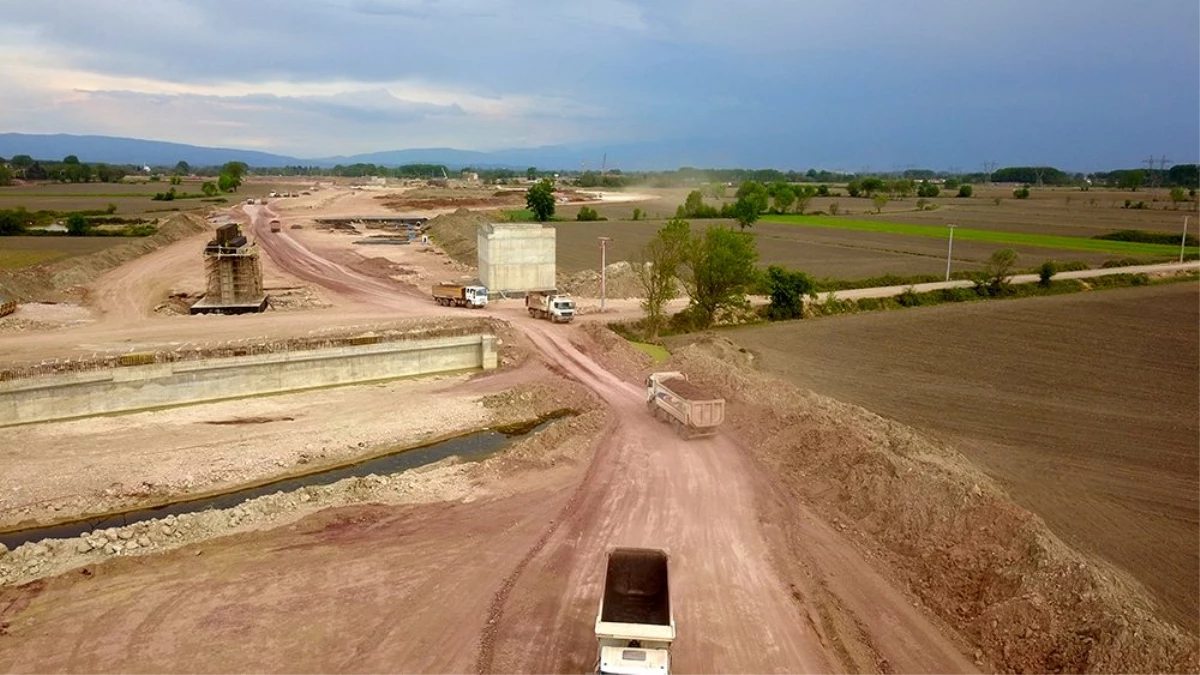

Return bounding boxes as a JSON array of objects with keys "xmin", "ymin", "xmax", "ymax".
[
  {"xmin": 557, "ymin": 261, "xmax": 678, "ymax": 299},
  {"xmin": 425, "ymin": 208, "xmax": 490, "ymax": 264},
  {"xmin": 668, "ymin": 338, "xmax": 1199, "ymax": 674},
  {"xmin": 0, "ymin": 213, "xmax": 210, "ymax": 302}
]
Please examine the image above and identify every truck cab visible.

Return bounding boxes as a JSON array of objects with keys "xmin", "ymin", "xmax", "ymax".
[
  {"xmin": 463, "ymin": 285, "xmax": 489, "ymax": 307},
  {"xmin": 550, "ymin": 296, "xmax": 575, "ymax": 322}
]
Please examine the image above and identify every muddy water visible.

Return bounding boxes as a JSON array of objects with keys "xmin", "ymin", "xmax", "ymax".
[{"xmin": 0, "ymin": 416, "xmax": 564, "ymax": 550}]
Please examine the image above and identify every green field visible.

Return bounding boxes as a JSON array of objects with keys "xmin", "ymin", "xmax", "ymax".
[{"xmin": 762, "ymin": 214, "xmax": 1199, "ymax": 257}]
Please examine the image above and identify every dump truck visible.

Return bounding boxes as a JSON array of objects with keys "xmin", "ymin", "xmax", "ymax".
[
  {"xmin": 526, "ymin": 290, "xmax": 575, "ymax": 323},
  {"xmin": 645, "ymin": 371, "xmax": 725, "ymax": 440},
  {"xmin": 431, "ymin": 283, "xmax": 489, "ymax": 308},
  {"xmin": 595, "ymin": 547, "xmax": 675, "ymax": 675},
  {"xmin": 269, "ymin": 219, "xmax": 281, "ymax": 232}
]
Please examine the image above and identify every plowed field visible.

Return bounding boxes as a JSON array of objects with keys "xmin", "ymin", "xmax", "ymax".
[{"xmin": 692, "ymin": 283, "xmax": 1200, "ymax": 632}]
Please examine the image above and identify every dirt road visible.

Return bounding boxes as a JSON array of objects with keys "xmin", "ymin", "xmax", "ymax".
[{"xmin": 0, "ymin": 194, "xmax": 982, "ymax": 673}]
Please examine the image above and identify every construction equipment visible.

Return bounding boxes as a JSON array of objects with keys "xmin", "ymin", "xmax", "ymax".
[
  {"xmin": 432, "ymin": 283, "xmax": 489, "ymax": 308},
  {"xmin": 269, "ymin": 219, "xmax": 281, "ymax": 233},
  {"xmin": 595, "ymin": 547, "xmax": 675, "ymax": 675},
  {"xmin": 525, "ymin": 290, "xmax": 575, "ymax": 323},
  {"xmin": 645, "ymin": 372, "xmax": 725, "ymax": 440}
]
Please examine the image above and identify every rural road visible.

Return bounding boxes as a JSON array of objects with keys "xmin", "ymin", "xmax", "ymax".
[{"xmin": 824, "ymin": 261, "xmax": 1200, "ymax": 301}]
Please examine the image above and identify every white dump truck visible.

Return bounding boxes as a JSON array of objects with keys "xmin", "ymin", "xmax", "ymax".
[
  {"xmin": 525, "ymin": 290, "xmax": 575, "ymax": 323},
  {"xmin": 595, "ymin": 547, "xmax": 675, "ymax": 675},
  {"xmin": 645, "ymin": 372, "xmax": 725, "ymax": 440},
  {"xmin": 431, "ymin": 283, "xmax": 489, "ymax": 308}
]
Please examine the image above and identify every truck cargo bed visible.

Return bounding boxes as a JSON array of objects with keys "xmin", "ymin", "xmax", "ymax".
[
  {"xmin": 600, "ymin": 548, "xmax": 671, "ymax": 626},
  {"xmin": 660, "ymin": 377, "xmax": 715, "ymax": 402}
]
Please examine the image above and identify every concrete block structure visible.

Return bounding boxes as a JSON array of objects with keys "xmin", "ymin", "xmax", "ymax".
[
  {"xmin": 477, "ymin": 222, "xmax": 556, "ymax": 295},
  {"xmin": 0, "ymin": 334, "xmax": 498, "ymax": 426},
  {"xmin": 191, "ymin": 223, "xmax": 268, "ymax": 314}
]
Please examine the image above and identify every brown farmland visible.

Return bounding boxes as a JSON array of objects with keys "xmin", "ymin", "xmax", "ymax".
[
  {"xmin": 548, "ymin": 185, "xmax": 1188, "ymax": 279},
  {"xmin": 0, "ymin": 236, "xmax": 127, "ymax": 269},
  {"xmin": 673, "ymin": 283, "xmax": 1200, "ymax": 632}
]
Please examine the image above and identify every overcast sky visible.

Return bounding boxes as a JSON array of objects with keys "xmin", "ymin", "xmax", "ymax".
[{"xmin": 1, "ymin": 0, "xmax": 1197, "ymax": 169}]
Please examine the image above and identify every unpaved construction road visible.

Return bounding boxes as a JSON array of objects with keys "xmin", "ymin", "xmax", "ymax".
[{"xmin": 0, "ymin": 198, "xmax": 981, "ymax": 672}]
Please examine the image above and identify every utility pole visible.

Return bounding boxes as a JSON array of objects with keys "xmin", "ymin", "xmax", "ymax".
[
  {"xmin": 945, "ymin": 223, "xmax": 957, "ymax": 281},
  {"xmin": 1182, "ymin": 216, "xmax": 1190, "ymax": 264},
  {"xmin": 599, "ymin": 236, "xmax": 612, "ymax": 311}
]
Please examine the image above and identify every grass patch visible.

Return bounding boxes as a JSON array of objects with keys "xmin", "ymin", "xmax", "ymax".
[
  {"xmin": 499, "ymin": 208, "xmax": 564, "ymax": 222},
  {"xmin": 762, "ymin": 214, "xmax": 1200, "ymax": 257},
  {"xmin": 629, "ymin": 341, "xmax": 670, "ymax": 363},
  {"xmin": 0, "ymin": 249, "xmax": 68, "ymax": 269}
]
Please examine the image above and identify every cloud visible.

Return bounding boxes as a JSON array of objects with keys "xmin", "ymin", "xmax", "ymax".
[{"xmin": 0, "ymin": 0, "xmax": 1196, "ymax": 167}]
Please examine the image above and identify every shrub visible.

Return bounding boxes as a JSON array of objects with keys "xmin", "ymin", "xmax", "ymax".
[
  {"xmin": 1038, "ymin": 260, "xmax": 1056, "ymax": 287},
  {"xmin": 957, "ymin": 184, "xmax": 973, "ymax": 198},
  {"xmin": 817, "ymin": 184, "xmax": 830, "ymax": 196},
  {"xmin": 106, "ymin": 203, "xmax": 117, "ymax": 214},
  {"xmin": 993, "ymin": 197, "xmax": 1002, "ymax": 206},
  {"xmin": 65, "ymin": 213, "xmax": 91, "ymax": 236},
  {"xmin": 764, "ymin": 265, "xmax": 816, "ymax": 321},
  {"xmin": 896, "ymin": 286, "xmax": 923, "ymax": 307},
  {"xmin": 1013, "ymin": 187, "xmax": 1031, "ymax": 199},
  {"xmin": 829, "ymin": 201, "xmax": 840, "ymax": 216},
  {"xmin": 576, "ymin": 205, "xmax": 602, "ymax": 221},
  {"xmin": 631, "ymin": 207, "xmax": 643, "ymax": 221},
  {"xmin": 916, "ymin": 198, "xmax": 927, "ymax": 211}
]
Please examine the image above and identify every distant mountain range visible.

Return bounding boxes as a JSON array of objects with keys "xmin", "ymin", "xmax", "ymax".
[{"xmin": 0, "ymin": 132, "xmax": 730, "ymax": 172}]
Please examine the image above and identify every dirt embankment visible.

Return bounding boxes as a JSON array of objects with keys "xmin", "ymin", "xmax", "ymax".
[
  {"xmin": 666, "ymin": 335, "xmax": 1198, "ymax": 674},
  {"xmin": 0, "ymin": 213, "xmax": 211, "ymax": 302},
  {"xmin": 424, "ymin": 208, "xmax": 490, "ymax": 265}
]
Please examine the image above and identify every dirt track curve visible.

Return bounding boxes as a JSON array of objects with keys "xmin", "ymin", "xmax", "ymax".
[{"xmin": 0, "ymin": 203, "xmax": 979, "ymax": 673}]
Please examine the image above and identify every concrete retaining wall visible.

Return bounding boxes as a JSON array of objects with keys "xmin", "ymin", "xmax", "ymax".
[
  {"xmin": 0, "ymin": 334, "xmax": 498, "ymax": 427},
  {"xmin": 477, "ymin": 222, "xmax": 556, "ymax": 293}
]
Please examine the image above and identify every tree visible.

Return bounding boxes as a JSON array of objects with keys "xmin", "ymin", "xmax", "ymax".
[
  {"xmin": 1038, "ymin": 260, "xmax": 1056, "ymax": 287},
  {"xmin": 1169, "ymin": 187, "xmax": 1187, "ymax": 208},
  {"xmin": 872, "ymin": 194, "xmax": 889, "ymax": 213},
  {"xmin": 685, "ymin": 189, "xmax": 706, "ymax": 216},
  {"xmin": 0, "ymin": 210, "xmax": 25, "ymax": 235},
  {"xmin": 957, "ymin": 184, "xmax": 973, "ymax": 198},
  {"xmin": 526, "ymin": 167, "xmax": 537, "ymax": 181},
  {"xmin": 66, "ymin": 213, "xmax": 91, "ymax": 236},
  {"xmin": 1117, "ymin": 170, "xmax": 1145, "ymax": 191},
  {"xmin": 0, "ymin": 165, "xmax": 12, "ymax": 187},
  {"xmin": 526, "ymin": 179, "xmax": 556, "ymax": 221},
  {"xmin": 977, "ymin": 248, "xmax": 1019, "ymax": 295},
  {"xmin": 202, "ymin": 181, "xmax": 219, "ymax": 197},
  {"xmin": 764, "ymin": 266, "xmax": 816, "ymax": 320},
  {"xmin": 917, "ymin": 181, "xmax": 940, "ymax": 198},
  {"xmin": 794, "ymin": 185, "xmax": 817, "ymax": 214},
  {"xmin": 889, "ymin": 179, "xmax": 915, "ymax": 198},
  {"xmin": 174, "ymin": 161, "xmax": 191, "ymax": 175},
  {"xmin": 860, "ymin": 177, "xmax": 885, "ymax": 196},
  {"xmin": 169, "ymin": 175, "xmax": 183, "ymax": 185},
  {"xmin": 576, "ymin": 206, "xmax": 601, "ymax": 221},
  {"xmin": 771, "ymin": 184, "xmax": 795, "ymax": 214},
  {"xmin": 846, "ymin": 180, "xmax": 862, "ymax": 198},
  {"xmin": 634, "ymin": 218, "xmax": 690, "ymax": 339},
  {"xmin": 63, "ymin": 155, "xmax": 80, "ymax": 165},
  {"xmin": 221, "ymin": 161, "xmax": 247, "ymax": 179},
  {"xmin": 10, "ymin": 155, "xmax": 34, "ymax": 169},
  {"xmin": 735, "ymin": 181, "xmax": 770, "ymax": 214},
  {"xmin": 680, "ymin": 225, "xmax": 760, "ymax": 329},
  {"xmin": 731, "ymin": 196, "xmax": 760, "ymax": 230},
  {"xmin": 217, "ymin": 173, "xmax": 238, "ymax": 193}
]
